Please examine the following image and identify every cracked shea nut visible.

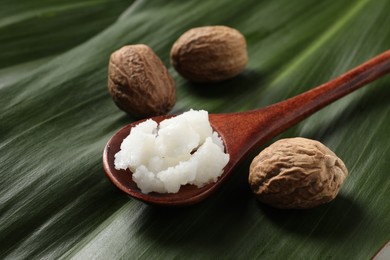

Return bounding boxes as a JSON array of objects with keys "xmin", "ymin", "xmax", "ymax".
[
  {"xmin": 170, "ymin": 25, "xmax": 248, "ymax": 82},
  {"xmin": 249, "ymin": 137, "xmax": 348, "ymax": 209},
  {"xmin": 108, "ymin": 44, "xmax": 176, "ymax": 118}
]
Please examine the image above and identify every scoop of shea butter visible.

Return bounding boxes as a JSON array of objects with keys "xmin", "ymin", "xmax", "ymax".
[{"xmin": 114, "ymin": 110, "xmax": 230, "ymax": 193}]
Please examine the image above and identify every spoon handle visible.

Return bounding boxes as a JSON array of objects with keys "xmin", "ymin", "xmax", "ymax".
[
  {"xmin": 213, "ymin": 49, "xmax": 390, "ymax": 160},
  {"xmin": 260, "ymin": 49, "xmax": 390, "ymax": 137}
]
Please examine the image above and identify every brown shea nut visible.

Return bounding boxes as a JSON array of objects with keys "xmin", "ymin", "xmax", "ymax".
[
  {"xmin": 108, "ymin": 44, "xmax": 176, "ymax": 118},
  {"xmin": 170, "ymin": 25, "xmax": 248, "ymax": 82},
  {"xmin": 248, "ymin": 137, "xmax": 348, "ymax": 209}
]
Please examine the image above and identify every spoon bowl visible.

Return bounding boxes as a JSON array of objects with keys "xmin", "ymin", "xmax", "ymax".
[
  {"xmin": 103, "ymin": 50, "xmax": 390, "ymax": 206},
  {"xmin": 103, "ymin": 115, "xmax": 221, "ymax": 206}
]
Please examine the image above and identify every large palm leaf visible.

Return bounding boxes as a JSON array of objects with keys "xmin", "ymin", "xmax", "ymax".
[{"xmin": 1, "ymin": 0, "xmax": 389, "ymax": 259}]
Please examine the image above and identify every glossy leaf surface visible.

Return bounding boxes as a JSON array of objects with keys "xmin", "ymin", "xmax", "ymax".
[{"xmin": 1, "ymin": 0, "xmax": 389, "ymax": 259}]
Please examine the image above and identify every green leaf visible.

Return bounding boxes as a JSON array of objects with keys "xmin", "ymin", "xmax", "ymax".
[{"xmin": 1, "ymin": 0, "xmax": 389, "ymax": 259}]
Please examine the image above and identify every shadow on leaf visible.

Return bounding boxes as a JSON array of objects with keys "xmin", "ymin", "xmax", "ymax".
[
  {"xmin": 185, "ymin": 69, "xmax": 263, "ymax": 99},
  {"xmin": 257, "ymin": 193, "xmax": 365, "ymax": 240},
  {"xmin": 134, "ymin": 165, "xmax": 255, "ymax": 253}
]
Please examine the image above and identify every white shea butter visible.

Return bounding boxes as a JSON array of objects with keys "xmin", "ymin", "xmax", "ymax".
[{"xmin": 114, "ymin": 110, "xmax": 230, "ymax": 193}]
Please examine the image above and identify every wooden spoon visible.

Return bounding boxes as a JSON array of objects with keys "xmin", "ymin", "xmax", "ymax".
[{"xmin": 103, "ymin": 50, "xmax": 390, "ymax": 206}]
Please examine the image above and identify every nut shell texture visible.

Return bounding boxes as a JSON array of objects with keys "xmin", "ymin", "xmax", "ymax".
[
  {"xmin": 108, "ymin": 44, "xmax": 176, "ymax": 118},
  {"xmin": 170, "ymin": 26, "xmax": 248, "ymax": 82},
  {"xmin": 249, "ymin": 138, "xmax": 348, "ymax": 209}
]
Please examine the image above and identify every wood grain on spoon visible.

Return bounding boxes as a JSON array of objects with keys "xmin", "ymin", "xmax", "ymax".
[{"xmin": 103, "ymin": 49, "xmax": 390, "ymax": 206}]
